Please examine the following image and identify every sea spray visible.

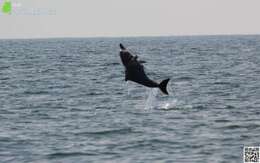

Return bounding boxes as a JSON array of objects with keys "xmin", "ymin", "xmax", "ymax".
[
  {"xmin": 158, "ymin": 99, "xmax": 178, "ymax": 110},
  {"xmin": 144, "ymin": 88, "xmax": 158, "ymax": 110},
  {"xmin": 125, "ymin": 81, "xmax": 132, "ymax": 96}
]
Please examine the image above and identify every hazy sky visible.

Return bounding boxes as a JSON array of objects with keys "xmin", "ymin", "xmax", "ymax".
[{"xmin": 0, "ymin": 0, "xmax": 260, "ymax": 39}]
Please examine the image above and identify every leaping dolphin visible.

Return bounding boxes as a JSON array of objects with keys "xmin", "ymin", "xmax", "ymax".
[{"xmin": 119, "ymin": 43, "xmax": 170, "ymax": 95}]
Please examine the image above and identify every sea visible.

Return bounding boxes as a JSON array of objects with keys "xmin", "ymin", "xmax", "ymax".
[{"xmin": 0, "ymin": 35, "xmax": 260, "ymax": 163}]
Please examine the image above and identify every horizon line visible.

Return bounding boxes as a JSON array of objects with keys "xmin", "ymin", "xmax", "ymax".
[{"xmin": 0, "ymin": 33, "xmax": 259, "ymax": 40}]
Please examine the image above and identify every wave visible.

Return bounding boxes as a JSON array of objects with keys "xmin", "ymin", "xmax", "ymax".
[
  {"xmin": 118, "ymin": 138, "xmax": 178, "ymax": 151},
  {"xmin": 74, "ymin": 127, "xmax": 133, "ymax": 136},
  {"xmin": 46, "ymin": 152, "xmax": 97, "ymax": 159}
]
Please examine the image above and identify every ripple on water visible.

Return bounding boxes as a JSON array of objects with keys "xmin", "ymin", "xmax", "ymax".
[
  {"xmin": 74, "ymin": 127, "xmax": 133, "ymax": 136},
  {"xmin": 46, "ymin": 152, "xmax": 98, "ymax": 159}
]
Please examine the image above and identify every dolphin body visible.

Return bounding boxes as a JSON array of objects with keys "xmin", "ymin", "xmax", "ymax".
[{"xmin": 119, "ymin": 43, "xmax": 170, "ymax": 95}]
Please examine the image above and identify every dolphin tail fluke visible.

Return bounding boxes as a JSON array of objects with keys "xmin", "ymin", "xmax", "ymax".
[{"xmin": 159, "ymin": 78, "xmax": 170, "ymax": 95}]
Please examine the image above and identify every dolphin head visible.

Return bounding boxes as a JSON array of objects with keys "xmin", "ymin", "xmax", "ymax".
[
  {"xmin": 119, "ymin": 44, "xmax": 133, "ymax": 67},
  {"xmin": 120, "ymin": 43, "xmax": 126, "ymax": 50}
]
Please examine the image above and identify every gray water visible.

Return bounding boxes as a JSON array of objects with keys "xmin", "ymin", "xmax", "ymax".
[{"xmin": 0, "ymin": 35, "xmax": 260, "ymax": 163}]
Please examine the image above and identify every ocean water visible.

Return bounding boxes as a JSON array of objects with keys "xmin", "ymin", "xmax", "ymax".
[{"xmin": 0, "ymin": 35, "xmax": 260, "ymax": 163}]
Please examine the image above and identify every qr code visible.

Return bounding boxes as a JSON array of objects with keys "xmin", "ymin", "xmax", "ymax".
[{"xmin": 244, "ymin": 147, "xmax": 260, "ymax": 163}]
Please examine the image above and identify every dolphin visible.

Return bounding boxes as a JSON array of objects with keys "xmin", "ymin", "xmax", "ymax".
[{"xmin": 119, "ymin": 43, "xmax": 170, "ymax": 95}]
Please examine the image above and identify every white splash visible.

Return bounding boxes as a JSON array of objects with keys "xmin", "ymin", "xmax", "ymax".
[
  {"xmin": 125, "ymin": 81, "xmax": 132, "ymax": 96},
  {"xmin": 125, "ymin": 82, "xmax": 192, "ymax": 110},
  {"xmin": 144, "ymin": 88, "xmax": 159, "ymax": 110},
  {"xmin": 158, "ymin": 99, "xmax": 178, "ymax": 110}
]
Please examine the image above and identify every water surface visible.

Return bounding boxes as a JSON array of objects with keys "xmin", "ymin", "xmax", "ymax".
[{"xmin": 0, "ymin": 35, "xmax": 260, "ymax": 162}]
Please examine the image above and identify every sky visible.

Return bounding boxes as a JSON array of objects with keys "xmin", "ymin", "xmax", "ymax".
[{"xmin": 0, "ymin": 0, "xmax": 260, "ymax": 39}]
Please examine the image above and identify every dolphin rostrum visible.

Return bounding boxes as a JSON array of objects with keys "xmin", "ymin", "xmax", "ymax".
[{"xmin": 119, "ymin": 43, "xmax": 170, "ymax": 95}]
